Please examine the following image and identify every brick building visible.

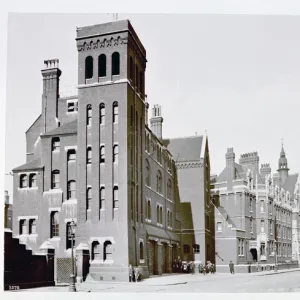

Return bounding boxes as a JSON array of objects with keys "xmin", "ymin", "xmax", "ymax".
[
  {"xmin": 11, "ymin": 20, "xmax": 213, "ymax": 282},
  {"xmin": 211, "ymin": 146, "xmax": 300, "ymax": 272}
]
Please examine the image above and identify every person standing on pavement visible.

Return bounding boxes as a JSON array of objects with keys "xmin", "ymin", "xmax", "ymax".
[{"xmin": 229, "ymin": 261, "xmax": 235, "ymax": 274}]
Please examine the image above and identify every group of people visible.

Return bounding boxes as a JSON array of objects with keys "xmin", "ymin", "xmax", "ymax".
[{"xmin": 129, "ymin": 265, "xmax": 141, "ymax": 282}]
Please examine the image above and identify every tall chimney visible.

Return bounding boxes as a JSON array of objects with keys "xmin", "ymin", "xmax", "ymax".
[
  {"xmin": 150, "ymin": 104, "xmax": 163, "ymax": 139},
  {"xmin": 226, "ymin": 148, "xmax": 236, "ymax": 191},
  {"xmin": 4, "ymin": 190, "xmax": 9, "ymax": 205},
  {"xmin": 41, "ymin": 59, "xmax": 62, "ymax": 133}
]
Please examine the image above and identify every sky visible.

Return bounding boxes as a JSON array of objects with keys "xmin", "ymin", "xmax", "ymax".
[{"xmin": 4, "ymin": 13, "xmax": 300, "ymax": 199}]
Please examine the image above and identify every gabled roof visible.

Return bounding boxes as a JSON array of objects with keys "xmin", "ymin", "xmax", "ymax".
[
  {"xmin": 217, "ymin": 162, "xmax": 246, "ymax": 182},
  {"xmin": 41, "ymin": 119, "xmax": 77, "ymax": 137},
  {"xmin": 12, "ymin": 158, "xmax": 43, "ymax": 172},
  {"xmin": 283, "ymin": 173, "xmax": 299, "ymax": 197},
  {"xmin": 167, "ymin": 136, "xmax": 203, "ymax": 163},
  {"xmin": 25, "ymin": 114, "xmax": 42, "ymax": 133}
]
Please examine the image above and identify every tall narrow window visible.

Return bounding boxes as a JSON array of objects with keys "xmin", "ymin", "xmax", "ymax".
[
  {"xmin": 20, "ymin": 174, "xmax": 27, "ymax": 188},
  {"xmin": 113, "ymin": 102, "xmax": 119, "ymax": 123},
  {"xmin": 100, "ymin": 187, "xmax": 105, "ymax": 210},
  {"xmin": 29, "ymin": 219, "xmax": 36, "ymax": 234},
  {"xmin": 52, "ymin": 170, "xmax": 60, "ymax": 189},
  {"xmin": 193, "ymin": 244, "xmax": 200, "ymax": 254},
  {"xmin": 52, "ymin": 137, "xmax": 60, "ymax": 152},
  {"xmin": 87, "ymin": 147, "xmax": 92, "ymax": 164},
  {"xmin": 261, "ymin": 219, "xmax": 265, "ymax": 233},
  {"xmin": 29, "ymin": 173, "xmax": 37, "ymax": 188},
  {"xmin": 112, "ymin": 52, "xmax": 120, "ymax": 75},
  {"xmin": 160, "ymin": 207, "xmax": 163, "ymax": 224},
  {"xmin": 135, "ymin": 65, "xmax": 139, "ymax": 90},
  {"xmin": 156, "ymin": 205, "xmax": 159, "ymax": 224},
  {"xmin": 250, "ymin": 198, "xmax": 253, "ymax": 212},
  {"xmin": 66, "ymin": 222, "xmax": 75, "ymax": 249},
  {"xmin": 100, "ymin": 103, "xmax": 105, "ymax": 125},
  {"xmin": 130, "ymin": 56, "xmax": 134, "ymax": 81},
  {"xmin": 50, "ymin": 211, "xmax": 59, "ymax": 238},
  {"xmin": 139, "ymin": 241, "xmax": 144, "ymax": 260},
  {"xmin": 250, "ymin": 218, "xmax": 253, "ymax": 233},
  {"xmin": 92, "ymin": 241, "xmax": 101, "ymax": 260},
  {"xmin": 156, "ymin": 171, "xmax": 162, "ymax": 194},
  {"xmin": 139, "ymin": 71, "xmax": 143, "ymax": 94},
  {"xmin": 167, "ymin": 211, "xmax": 170, "ymax": 227},
  {"xmin": 170, "ymin": 212, "xmax": 173, "ymax": 228},
  {"xmin": 19, "ymin": 219, "xmax": 26, "ymax": 235},
  {"xmin": 67, "ymin": 180, "xmax": 76, "ymax": 199},
  {"xmin": 183, "ymin": 244, "xmax": 190, "ymax": 254},
  {"xmin": 113, "ymin": 145, "xmax": 118, "ymax": 163},
  {"xmin": 87, "ymin": 187, "xmax": 92, "ymax": 210},
  {"xmin": 167, "ymin": 179, "xmax": 171, "ymax": 199},
  {"xmin": 113, "ymin": 186, "xmax": 119, "ymax": 209},
  {"xmin": 85, "ymin": 56, "xmax": 93, "ymax": 79},
  {"xmin": 100, "ymin": 146, "xmax": 105, "ymax": 163},
  {"xmin": 87, "ymin": 105, "xmax": 92, "ymax": 126},
  {"xmin": 104, "ymin": 240, "xmax": 113, "ymax": 261},
  {"xmin": 98, "ymin": 54, "xmax": 106, "ymax": 77},
  {"xmin": 145, "ymin": 159, "xmax": 150, "ymax": 187},
  {"xmin": 68, "ymin": 149, "xmax": 76, "ymax": 162},
  {"xmin": 147, "ymin": 200, "xmax": 151, "ymax": 220}
]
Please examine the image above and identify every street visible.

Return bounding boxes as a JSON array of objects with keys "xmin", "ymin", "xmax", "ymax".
[{"xmin": 14, "ymin": 269, "xmax": 300, "ymax": 293}]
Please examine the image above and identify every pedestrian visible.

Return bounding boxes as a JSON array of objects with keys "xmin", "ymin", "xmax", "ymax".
[
  {"xmin": 129, "ymin": 264, "xmax": 133, "ymax": 282},
  {"xmin": 229, "ymin": 261, "xmax": 235, "ymax": 274}
]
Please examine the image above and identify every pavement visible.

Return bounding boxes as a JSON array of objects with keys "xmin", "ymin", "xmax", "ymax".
[{"xmin": 9, "ymin": 267, "xmax": 300, "ymax": 293}]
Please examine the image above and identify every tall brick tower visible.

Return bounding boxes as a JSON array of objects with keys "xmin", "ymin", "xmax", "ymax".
[{"xmin": 75, "ymin": 20, "xmax": 147, "ymax": 280}]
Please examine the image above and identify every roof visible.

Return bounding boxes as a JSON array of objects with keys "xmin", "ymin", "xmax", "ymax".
[
  {"xmin": 167, "ymin": 136, "xmax": 203, "ymax": 163},
  {"xmin": 25, "ymin": 114, "xmax": 41, "ymax": 133},
  {"xmin": 13, "ymin": 158, "xmax": 43, "ymax": 172},
  {"xmin": 146, "ymin": 225, "xmax": 170, "ymax": 241},
  {"xmin": 283, "ymin": 173, "xmax": 299, "ymax": 196},
  {"xmin": 217, "ymin": 162, "xmax": 246, "ymax": 182},
  {"xmin": 41, "ymin": 119, "xmax": 77, "ymax": 137}
]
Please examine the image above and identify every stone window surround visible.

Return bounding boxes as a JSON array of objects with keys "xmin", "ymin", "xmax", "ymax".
[
  {"xmin": 139, "ymin": 238, "xmax": 145, "ymax": 263},
  {"xmin": 66, "ymin": 99, "xmax": 78, "ymax": 114},
  {"xmin": 89, "ymin": 237, "xmax": 115, "ymax": 264},
  {"xmin": 100, "ymin": 184, "xmax": 105, "ymax": 211},
  {"xmin": 18, "ymin": 172, "xmax": 39, "ymax": 190},
  {"xmin": 18, "ymin": 216, "xmax": 38, "ymax": 236},
  {"xmin": 145, "ymin": 198, "xmax": 152, "ymax": 223},
  {"xmin": 167, "ymin": 208, "xmax": 173, "ymax": 230}
]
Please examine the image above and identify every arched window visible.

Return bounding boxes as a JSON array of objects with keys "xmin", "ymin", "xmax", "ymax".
[
  {"xmin": 29, "ymin": 219, "xmax": 36, "ymax": 234},
  {"xmin": 92, "ymin": 241, "xmax": 101, "ymax": 260},
  {"xmin": 20, "ymin": 174, "xmax": 27, "ymax": 188},
  {"xmin": 87, "ymin": 147, "xmax": 92, "ymax": 164},
  {"xmin": 112, "ymin": 52, "xmax": 120, "ymax": 75},
  {"xmin": 156, "ymin": 170, "xmax": 162, "ymax": 194},
  {"xmin": 113, "ymin": 186, "xmax": 119, "ymax": 209},
  {"xmin": 167, "ymin": 179, "xmax": 172, "ymax": 199},
  {"xmin": 50, "ymin": 211, "xmax": 59, "ymax": 238},
  {"xmin": 139, "ymin": 241, "xmax": 144, "ymax": 260},
  {"xmin": 52, "ymin": 137, "xmax": 60, "ymax": 152},
  {"xmin": 113, "ymin": 102, "xmax": 119, "ymax": 123},
  {"xmin": 85, "ymin": 56, "xmax": 93, "ymax": 79},
  {"xmin": 159, "ymin": 207, "xmax": 163, "ymax": 224},
  {"xmin": 67, "ymin": 149, "xmax": 76, "ymax": 162},
  {"xmin": 113, "ymin": 145, "xmax": 118, "ymax": 163},
  {"xmin": 99, "ymin": 103, "xmax": 105, "ymax": 125},
  {"xmin": 130, "ymin": 56, "xmax": 134, "ymax": 81},
  {"xmin": 29, "ymin": 173, "xmax": 37, "ymax": 188},
  {"xmin": 87, "ymin": 105, "xmax": 92, "ymax": 126},
  {"xmin": 147, "ymin": 200, "xmax": 151, "ymax": 220},
  {"xmin": 100, "ymin": 146, "xmax": 105, "ymax": 163},
  {"xmin": 145, "ymin": 159, "xmax": 151, "ymax": 187},
  {"xmin": 104, "ymin": 240, "xmax": 113, "ymax": 261},
  {"xmin": 67, "ymin": 180, "xmax": 76, "ymax": 199},
  {"xmin": 156, "ymin": 205, "xmax": 159, "ymax": 224},
  {"xmin": 98, "ymin": 54, "xmax": 106, "ymax": 77},
  {"xmin": 52, "ymin": 170, "xmax": 60, "ymax": 189},
  {"xmin": 100, "ymin": 187, "xmax": 105, "ymax": 210},
  {"xmin": 87, "ymin": 187, "xmax": 92, "ymax": 210}
]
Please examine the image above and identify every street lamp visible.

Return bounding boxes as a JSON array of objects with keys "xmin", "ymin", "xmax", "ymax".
[{"xmin": 69, "ymin": 219, "xmax": 77, "ymax": 292}]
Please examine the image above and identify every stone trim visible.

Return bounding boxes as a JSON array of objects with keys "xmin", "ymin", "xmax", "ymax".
[{"xmin": 176, "ymin": 161, "xmax": 203, "ymax": 169}]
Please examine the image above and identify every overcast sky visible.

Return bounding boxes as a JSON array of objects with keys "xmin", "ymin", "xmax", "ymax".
[{"xmin": 4, "ymin": 13, "xmax": 300, "ymax": 198}]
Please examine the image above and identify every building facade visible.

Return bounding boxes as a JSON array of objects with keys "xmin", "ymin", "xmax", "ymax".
[
  {"xmin": 11, "ymin": 20, "xmax": 213, "ymax": 282},
  {"xmin": 211, "ymin": 146, "xmax": 300, "ymax": 272},
  {"xmin": 4, "ymin": 190, "xmax": 13, "ymax": 230}
]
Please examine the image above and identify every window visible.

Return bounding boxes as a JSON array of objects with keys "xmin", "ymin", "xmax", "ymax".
[
  {"xmin": 261, "ymin": 219, "xmax": 265, "ymax": 233},
  {"xmin": 135, "ymin": 65, "xmax": 139, "ymax": 89},
  {"xmin": 113, "ymin": 186, "xmax": 119, "ymax": 209},
  {"xmin": 147, "ymin": 200, "xmax": 151, "ymax": 220},
  {"xmin": 104, "ymin": 241, "xmax": 113, "ymax": 261},
  {"xmin": 98, "ymin": 54, "xmax": 106, "ymax": 77},
  {"xmin": 183, "ymin": 244, "xmax": 190, "ymax": 254},
  {"xmin": 113, "ymin": 102, "xmax": 118, "ymax": 123},
  {"xmin": 167, "ymin": 211, "xmax": 170, "ymax": 227},
  {"xmin": 270, "ymin": 221, "xmax": 273, "ymax": 235},
  {"xmin": 87, "ymin": 105, "xmax": 92, "ymax": 126},
  {"xmin": 159, "ymin": 207, "xmax": 163, "ymax": 225},
  {"xmin": 19, "ymin": 219, "xmax": 26, "ymax": 235},
  {"xmin": 112, "ymin": 52, "xmax": 120, "ymax": 75},
  {"xmin": 193, "ymin": 244, "xmax": 200, "ymax": 254},
  {"xmin": 100, "ymin": 187, "xmax": 105, "ymax": 210},
  {"xmin": 156, "ymin": 205, "xmax": 159, "ymax": 224},
  {"xmin": 29, "ymin": 174, "xmax": 37, "ymax": 187},
  {"xmin": 260, "ymin": 243, "xmax": 266, "ymax": 256},
  {"xmin": 67, "ymin": 149, "xmax": 76, "ymax": 162},
  {"xmin": 92, "ymin": 241, "xmax": 101, "ymax": 260},
  {"xmin": 250, "ymin": 198, "xmax": 253, "ymax": 212},
  {"xmin": 29, "ymin": 219, "xmax": 36, "ymax": 234},
  {"xmin": 145, "ymin": 160, "xmax": 150, "ymax": 187},
  {"xmin": 100, "ymin": 103, "xmax": 105, "ymax": 125},
  {"xmin": 139, "ymin": 71, "xmax": 143, "ymax": 94},
  {"xmin": 67, "ymin": 180, "xmax": 76, "ymax": 199},
  {"xmin": 238, "ymin": 239, "xmax": 244, "ymax": 256},
  {"xmin": 100, "ymin": 146, "xmax": 105, "ymax": 163},
  {"xmin": 67, "ymin": 101, "xmax": 78, "ymax": 113},
  {"xmin": 130, "ymin": 56, "xmax": 134, "ymax": 81},
  {"xmin": 52, "ymin": 170, "xmax": 60, "ymax": 189},
  {"xmin": 85, "ymin": 56, "xmax": 93, "ymax": 79},
  {"xmin": 52, "ymin": 137, "xmax": 60, "ymax": 152},
  {"xmin": 250, "ymin": 218, "xmax": 253, "ymax": 233},
  {"xmin": 87, "ymin": 187, "xmax": 92, "ymax": 210},
  {"xmin": 87, "ymin": 147, "xmax": 92, "ymax": 164},
  {"xmin": 20, "ymin": 174, "xmax": 27, "ymax": 188},
  {"xmin": 113, "ymin": 145, "xmax": 118, "ymax": 163},
  {"xmin": 156, "ymin": 171, "xmax": 162, "ymax": 194},
  {"xmin": 66, "ymin": 222, "xmax": 75, "ymax": 249},
  {"xmin": 50, "ymin": 211, "xmax": 59, "ymax": 238},
  {"xmin": 170, "ymin": 212, "xmax": 173, "ymax": 228},
  {"xmin": 167, "ymin": 179, "xmax": 172, "ymax": 199},
  {"xmin": 140, "ymin": 241, "xmax": 144, "ymax": 260},
  {"xmin": 260, "ymin": 200, "xmax": 265, "ymax": 212},
  {"xmin": 217, "ymin": 222, "xmax": 222, "ymax": 232}
]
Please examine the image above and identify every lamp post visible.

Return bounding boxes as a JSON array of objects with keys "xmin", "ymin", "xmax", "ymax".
[{"xmin": 69, "ymin": 219, "xmax": 77, "ymax": 292}]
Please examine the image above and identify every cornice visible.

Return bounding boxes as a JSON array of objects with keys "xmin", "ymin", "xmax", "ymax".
[{"xmin": 176, "ymin": 161, "xmax": 203, "ymax": 169}]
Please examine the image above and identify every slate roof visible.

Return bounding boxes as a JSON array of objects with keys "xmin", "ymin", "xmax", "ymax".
[
  {"xmin": 13, "ymin": 158, "xmax": 43, "ymax": 172},
  {"xmin": 283, "ymin": 173, "xmax": 299, "ymax": 196},
  {"xmin": 167, "ymin": 136, "xmax": 203, "ymax": 162},
  {"xmin": 217, "ymin": 163, "xmax": 246, "ymax": 182},
  {"xmin": 41, "ymin": 119, "xmax": 78, "ymax": 137}
]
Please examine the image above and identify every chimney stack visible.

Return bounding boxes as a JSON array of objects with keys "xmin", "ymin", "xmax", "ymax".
[
  {"xmin": 226, "ymin": 147, "xmax": 235, "ymax": 191},
  {"xmin": 150, "ymin": 104, "xmax": 163, "ymax": 139}
]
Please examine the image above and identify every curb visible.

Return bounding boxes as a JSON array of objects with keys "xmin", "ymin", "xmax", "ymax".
[{"xmin": 258, "ymin": 269, "xmax": 300, "ymax": 276}]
